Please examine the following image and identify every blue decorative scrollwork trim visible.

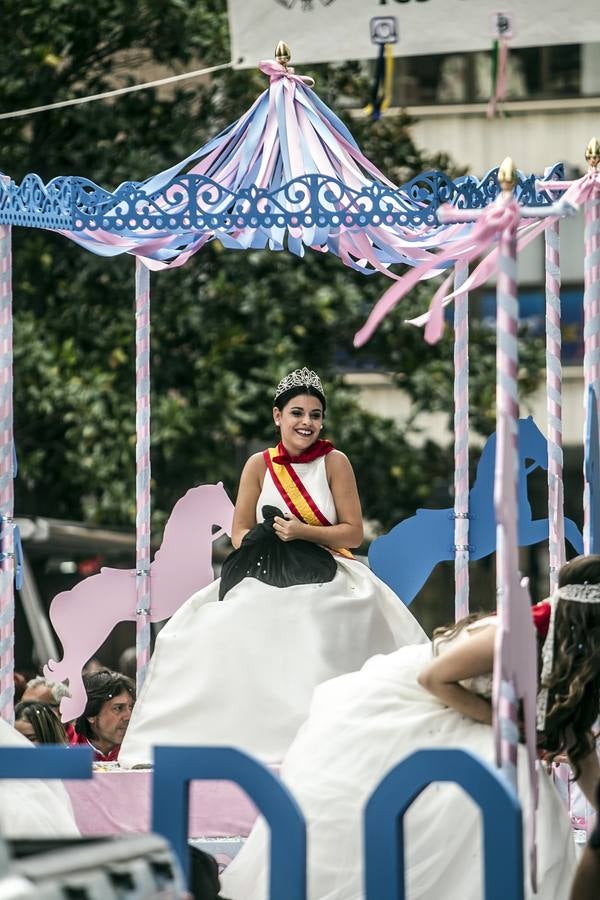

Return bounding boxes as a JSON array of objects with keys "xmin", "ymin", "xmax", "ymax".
[
  {"xmin": 0, "ymin": 173, "xmax": 73, "ymax": 229},
  {"xmin": 0, "ymin": 163, "xmax": 565, "ymax": 233}
]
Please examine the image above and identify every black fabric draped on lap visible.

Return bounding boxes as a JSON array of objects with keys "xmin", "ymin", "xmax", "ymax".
[{"xmin": 219, "ymin": 505, "xmax": 337, "ymax": 601}]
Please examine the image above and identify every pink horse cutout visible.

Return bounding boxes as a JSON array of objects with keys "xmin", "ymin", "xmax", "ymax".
[{"xmin": 44, "ymin": 482, "xmax": 234, "ymax": 722}]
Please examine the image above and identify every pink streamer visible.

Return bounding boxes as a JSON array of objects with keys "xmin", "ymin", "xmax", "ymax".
[{"xmin": 354, "ymin": 199, "xmax": 526, "ymax": 347}]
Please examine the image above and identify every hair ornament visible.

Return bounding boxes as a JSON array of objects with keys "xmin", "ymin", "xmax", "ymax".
[
  {"xmin": 274, "ymin": 368, "xmax": 324, "ymax": 403},
  {"xmin": 536, "ymin": 582, "xmax": 600, "ymax": 731},
  {"xmin": 557, "ymin": 582, "xmax": 600, "ymax": 602}
]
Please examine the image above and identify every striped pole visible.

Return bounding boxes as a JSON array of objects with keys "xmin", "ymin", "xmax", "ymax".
[
  {"xmin": 495, "ymin": 197, "xmax": 520, "ymax": 790},
  {"xmin": 135, "ymin": 259, "xmax": 152, "ymax": 693},
  {"xmin": 0, "ymin": 225, "xmax": 14, "ymax": 724},
  {"xmin": 544, "ymin": 219, "xmax": 565, "ymax": 590},
  {"xmin": 583, "ymin": 191, "xmax": 600, "ymax": 554},
  {"xmin": 453, "ymin": 262, "xmax": 470, "ymax": 621}
]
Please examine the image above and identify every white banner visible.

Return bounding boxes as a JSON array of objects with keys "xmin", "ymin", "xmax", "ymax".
[{"xmin": 228, "ymin": 0, "xmax": 600, "ymax": 68}]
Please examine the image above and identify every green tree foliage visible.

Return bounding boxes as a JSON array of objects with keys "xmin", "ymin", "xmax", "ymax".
[{"xmin": 1, "ymin": 0, "xmax": 543, "ymax": 534}]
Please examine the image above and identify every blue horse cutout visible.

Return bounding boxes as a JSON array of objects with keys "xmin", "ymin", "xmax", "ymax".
[{"xmin": 369, "ymin": 416, "xmax": 584, "ymax": 605}]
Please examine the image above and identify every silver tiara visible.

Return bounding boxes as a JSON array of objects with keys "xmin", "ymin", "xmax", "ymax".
[
  {"xmin": 555, "ymin": 583, "xmax": 600, "ymax": 603},
  {"xmin": 274, "ymin": 368, "xmax": 324, "ymax": 402},
  {"xmin": 536, "ymin": 581, "xmax": 600, "ymax": 731}
]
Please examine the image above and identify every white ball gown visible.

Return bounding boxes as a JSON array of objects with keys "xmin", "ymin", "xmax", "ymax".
[
  {"xmin": 119, "ymin": 455, "xmax": 427, "ymax": 767},
  {"xmin": 0, "ymin": 718, "xmax": 80, "ymax": 838},
  {"xmin": 220, "ymin": 620, "xmax": 576, "ymax": 900}
]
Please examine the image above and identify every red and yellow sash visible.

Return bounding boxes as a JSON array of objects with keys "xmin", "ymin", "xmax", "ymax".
[{"xmin": 263, "ymin": 447, "xmax": 353, "ymax": 558}]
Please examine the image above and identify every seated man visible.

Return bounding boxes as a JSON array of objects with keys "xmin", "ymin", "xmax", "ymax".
[
  {"xmin": 569, "ymin": 780, "xmax": 600, "ymax": 900},
  {"xmin": 71, "ymin": 670, "xmax": 135, "ymax": 762}
]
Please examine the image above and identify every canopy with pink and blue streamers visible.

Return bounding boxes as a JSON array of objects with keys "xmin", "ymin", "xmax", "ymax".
[{"xmin": 0, "ymin": 61, "xmax": 561, "ymax": 276}]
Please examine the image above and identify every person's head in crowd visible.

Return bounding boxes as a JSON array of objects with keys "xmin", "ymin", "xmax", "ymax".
[
  {"xmin": 21, "ymin": 676, "xmax": 70, "ymax": 714},
  {"xmin": 82, "ymin": 657, "xmax": 105, "ymax": 676},
  {"xmin": 14, "ymin": 671, "xmax": 27, "ymax": 703},
  {"xmin": 14, "ymin": 701, "xmax": 68, "ymax": 744},
  {"xmin": 75, "ymin": 670, "xmax": 135, "ymax": 756},
  {"xmin": 117, "ymin": 646, "xmax": 137, "ymax": 682}
]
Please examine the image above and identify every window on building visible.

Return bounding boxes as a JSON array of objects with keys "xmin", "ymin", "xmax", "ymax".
[{"xmin": 391, "ymin": 44, "xmax": 587, "ymax": 106}]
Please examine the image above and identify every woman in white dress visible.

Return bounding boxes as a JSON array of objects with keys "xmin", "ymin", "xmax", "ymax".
[
  {"xmin": 119, "ymin": 368, "xmax": 426, "ymax": 767},
  {"xmin": 0, "ymin": 717, "xmax": 79, "ymax": 839},
  {"xmin": 221, "ymin": 555, "xmax": 600, "ymax": 900}
]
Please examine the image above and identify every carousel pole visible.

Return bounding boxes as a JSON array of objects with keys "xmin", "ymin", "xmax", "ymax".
[
  {"xmin": 544, "ymin": 215, "xmax": 565, "ymax": 591},
  {"xmin": 583, "ymin": 137, "xmax": 600, "ymax": 554},
  {"xmin": 422, "ymin": 160, "xmax": 572, "ymax": 893},
  {"xmin": 135, "ymin": 259, "xmax": 152, "ymax": 693},
  {"xmin": 453, "ymin": 263, "xmax": 470, "ymax": 621},
  {"xmin": 494, "ymin": 157, "xmax": 520, "ymax": 790},
  {"xmin": 0, "ymin": 224, "xmax": 14, "ymax": 723}
]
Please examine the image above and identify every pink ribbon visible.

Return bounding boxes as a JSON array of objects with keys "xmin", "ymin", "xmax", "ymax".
[
  {"xmin": 562, "ymin": 170, "xmax": 600, "ymax": 206},
  {"xmin": 406, "ymin": 217, "xmax": 547, "ymax": 332},
  {"xmin": 354, "ymin": 199, "xmax": 523, "ymax": 347},
  {"xmin": 259, "ymin": 59, "xmax": 315, "ymax": 88}
]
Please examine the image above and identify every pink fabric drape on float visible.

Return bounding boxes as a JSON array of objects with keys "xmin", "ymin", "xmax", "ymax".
[
  {"xmin": 64, "ymin": 769, "xmax": 264, "ymax": 837},
  {"xmin": 0, "ymin": 224, "xmax": 14, "ymax": 724}
]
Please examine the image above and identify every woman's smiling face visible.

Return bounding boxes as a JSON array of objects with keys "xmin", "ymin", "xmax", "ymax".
[{"xmin": 273, "ymin": 393, "xmax": 324, "ymax": 455}]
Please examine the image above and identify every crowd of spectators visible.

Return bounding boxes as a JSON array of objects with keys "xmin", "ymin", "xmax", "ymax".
[
  {"xmin": 13, "ymin": 654, "xmax": 136, "ymax": 761},
  {"xmin": 9, "ymin": 656, "xmax": 228, "ymax": 898}
]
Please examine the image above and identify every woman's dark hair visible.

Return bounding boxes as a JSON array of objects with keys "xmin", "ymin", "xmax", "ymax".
[
  {"xmin": 75, "ymin": 669, "xmax": 135, "ymax": 740},
  {"xmin": 274, "ymin": 384, "xmax": 326, "ymax": 414},
  {"xmin": 430, "ymin": 557, "xmax": 600, "ymax": 776},
  {"xmin": 14, "ymin": 701, "xmax": 68, "ymax": 744},
  {"xmin": 543, "ymin": 555, "xmax": 600, "ymax": 775}
]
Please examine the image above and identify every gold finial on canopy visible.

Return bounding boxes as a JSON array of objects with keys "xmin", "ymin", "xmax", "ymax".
[
  {"xmin": 497, "ymin": 156, "xmax": 518, "ymax": 196},
  {"xmin": 275, "ymin": 41, "xmax": 291, "ymax": 68},
  {"xmin": 585, "ymin": 137, "xmax": 600, "ymax": 171}
]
